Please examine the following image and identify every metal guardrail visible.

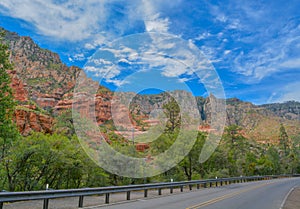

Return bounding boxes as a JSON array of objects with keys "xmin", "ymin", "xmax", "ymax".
[{"xmin": 0, "ymin": 174, "xmax": 299, "ymax": 209}]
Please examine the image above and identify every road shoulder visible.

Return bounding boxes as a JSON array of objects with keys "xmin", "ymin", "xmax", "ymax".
[{"xmin": 283, "ymin": 187, "xmax": 300, "ymax": 209}]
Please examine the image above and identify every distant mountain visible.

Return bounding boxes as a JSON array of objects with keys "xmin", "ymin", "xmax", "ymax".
[
  {"xmin": 124, "ymin": 94, "xmax": 300, "ymax": 144},
  {"xmin": 224, "ymin": 98, "xmax": 300, "ymax": 143},
  {"xmin": 2, "ymin": 27, "xmax": 300, "ymax": 143},
  {"xmin": 260, "ymin": 101, "xmax": 300, "ymax": 121}
]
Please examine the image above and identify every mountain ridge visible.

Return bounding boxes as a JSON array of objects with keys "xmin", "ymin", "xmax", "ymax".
[{"xmin": 2, "ymin": 27, "xmax": 300, "ymax": 143}]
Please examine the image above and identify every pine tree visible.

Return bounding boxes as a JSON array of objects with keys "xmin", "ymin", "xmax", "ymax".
[
  {"xmin": 163, "ymin": 97, "xmax": 180, "ymax": 133},
  {"xmin": 279, "ymin": 124, "xmax": 289, "ymax": 156},
  {"xmin": 0, "ymin": 29, "xmax": 20, "ymax": 191},
  {"xmin": 0, "ymin": 30, "xmax": 15, "ymax": 128},
  {"xmin": 0, "ymin": 29, "xmax": 17, "ymax": 153}
]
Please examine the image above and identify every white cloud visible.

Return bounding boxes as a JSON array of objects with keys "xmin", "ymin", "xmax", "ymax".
[
  {"xmin": 224, "ymin": 50, "xmax": 231, "ymax": 55},
  {"xmin": 178, "ymin": 77, "xmax": 189, "ymax": 83},
  {"xmin": 269, "ymin": 82, "xmax": 300, "ymax": 103},
  {"xmin": 84, "ymin": 35, "xmax": 107, "ymax": 50},
  {"xmin": 226, "ymin": 19, "xmax": 241, "ymax": 30},
  {"xmin": 101, "ymin": 45, "xmax": 138, "ymax": 61},
  {"xmin": 224, "ymin": 14, "xmax": 300, "ymax": 83},
  {"xmin": 84, "ymin": 32, "xmax": 218, "ymax": 91},
  {"xmin": 201, "ymin": 1, "xmax": 300, "ymax": 85},
  {"xmin": 72, "ymin": 53, "xmax": 85, "ymax": 61},
  {"xmin": 140, "ymin": 0, "xmax": 171, "ymax": 33},
  {"xmin": 144, "ymin": 14, "xmax": 170, "ymax": 33},
  {"xmin": 118, "ymin": 58, "xmax": 131, "ymax": 65},
  {"xmin": 0, "ymin": 0, "xmax": 108, "ymax": 41},
  {"xmin": 195, "ymin": 32, "xmax": 211, "ymax": 41},
  {"xmin": 0, "ymin": 0, "xmax": 173, "ymax": 45},
  {"xmin": 280, "ymin": 58, "xmax": 300, "ymax": 69},
  {"xmin": 93, "ymin": 58, "xmax": 113, "ymax": 66},
  {"xmin": 233, "ymin": 33, "xmax": 300, "ymax": 82}
]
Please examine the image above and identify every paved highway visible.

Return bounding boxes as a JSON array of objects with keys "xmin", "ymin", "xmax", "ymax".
[{"xmin": 88, "ymin": 178, "xmax": 300, "ymax": 209}]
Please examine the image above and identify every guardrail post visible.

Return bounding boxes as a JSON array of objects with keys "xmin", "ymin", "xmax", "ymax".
[
  {"xmin": 144, "ymin": 189, "xmax": 148, "ymax": 197},
  {"xmin": 189, "ymin": 185, "xmax": 192, "ymax": 191},
  {"xmin": 105, "ymin": 193, "xmax": 110, "ymax": 204},
  {"xmin": 0, "ymin": 202, "xmax": 3, "ymax": 209},
  {"xmin": 197, "ymin": 184, "xmax": 200, "ymax": 190},
  {"xmin": 158, "ymin": 188, "xmax": 162, "ymax": 195},
  {"xmin": 220, "ymin": 181, "xmax": 223, "ymax": 186},
  {"xmin": 210, "ymin": 182, "xmax": 212, "ymax": 187},
  {"xmin": 216, "ymin": 181, "xmax": 218, "ymax": 187},
  {"xmin": 170, "ymin": 187, "xmax": 173, "ymax": 194},
  {"xmin": 43, "ymin": 199, "xmax": 49, "ymax": 209},
  {"xmin": 180, "ymin": 186, "xmax": 183, "ymax": 192},
  {"xmin": 127, "ymin": 191, "xmax": 131, "ymax": 200},
  {"xmin": 78, "ymin": 196, "xmax": 84, "ymax": 208}
]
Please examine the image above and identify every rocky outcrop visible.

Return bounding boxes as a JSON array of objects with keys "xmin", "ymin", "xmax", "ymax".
[
  {"xmin": 54, "ymin": 92, "xmax": 113, "ymax": 125},
  {"xmin": 3, "ymin": 28, "xmax": 81, "ymax": 135},
  {"xmin": 9, "ymin": 70, "xmax": 28, "ymax": 102},
  {"xmin": 4, "ymin": 28, "xmax": 81, "ymax": 106},
  {"xmin": 13, "ymin": 105, "xmax": 53, "ymax": 136}
]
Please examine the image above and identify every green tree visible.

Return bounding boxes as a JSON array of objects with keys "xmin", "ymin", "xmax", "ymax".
[
  {"xmin": 179, "ymin": 132, "xmax": 206, "ymax": 180},
  {"xmin": 0, "ymin": 29, "xmax": 21, "ymax": 191},
  {"xmin": 224, "ymin": 125, "xmax": 243, "ymax": 146},
  {"xmin": 5, "ymin": 133, "xmax": 109, "ymax": 191},
  {"xmin": 163, "ymin": 98, "xmax": 180, "ymax": 133},
  {"xmin": 265, "ymin": 146, "xmax": 281, "ymax": 174},
  {"xmin": 279, "ymin": 124, "xmax": 289, "ymax": 156},
  {"xmin": 223, "ymin": 125, "xmax": 247, "ymax": 175},
  {"xmin": 53, "ymin": 110, "xmax": 75, "ymax": 137}
]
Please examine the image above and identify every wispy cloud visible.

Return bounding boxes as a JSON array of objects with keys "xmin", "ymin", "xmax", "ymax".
[
  {"xmin": 83, "ymin": 33, "xmax": 222, "ymax": 96},
  {"xmin": 1, "ymin": 0, "xmax": 299, "ymax": 103},
  {"xmin": 280, "ymin": 57, "xmax": 300, "ymax": 69},
  {"xmin": 141, "ymin": 0, "xmax": 170, "ymax": 33},
  {"xmin": 0, "ymin": 0, "xmax": 175, "ymax": 42},
  {"xmin": 233, "ymin": 22, "xmax": 300, "ymax": 82},
  {"xmin": 268, "ymin": 82, "xmax": 300, "ymax": 103},
  {"xmin": 0, "ymin": 0, "xmax": 109, "ymax": 41},
  {"xmin": 198, "ymin": 1, "xmax": 300, "ymax": 84}
]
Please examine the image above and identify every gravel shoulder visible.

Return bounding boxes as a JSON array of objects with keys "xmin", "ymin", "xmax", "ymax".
[{"xmin": 283, "ymin": 187, "xmax": 300, "ymax": 209}]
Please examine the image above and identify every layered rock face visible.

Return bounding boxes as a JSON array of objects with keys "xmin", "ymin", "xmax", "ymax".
[
  {"xmin": 6, "ymin": 32, "xmax": 81, "ymax": 103},
  {"xmin": 5, "ymin": 29, "xmax": 116, "ymax": 135},
  {"xmin": 4, "ymin": 29, "xmax": 79, "ymax": 134},
  {"xmin": 13, "ymin": 105, "xmax": 53, "ymax": 136},
  {"xmin": 9, "ymin": 70, "xmax": 28, "ymax": 102}
]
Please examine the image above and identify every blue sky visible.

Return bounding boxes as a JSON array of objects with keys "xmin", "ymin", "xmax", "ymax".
[{"xmin": 0, "ymin": 0, "xmax": 299, "ymax": 104}]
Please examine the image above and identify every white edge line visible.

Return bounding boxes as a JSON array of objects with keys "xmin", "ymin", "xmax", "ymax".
[{"xmin": 279, "ymin": 187, "xmax": 295, "ymax": 209}]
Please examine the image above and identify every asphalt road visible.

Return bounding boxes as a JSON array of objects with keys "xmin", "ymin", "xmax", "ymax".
[{"xmin": 88, "ymin": 178, "xmax": 300, "ymax": 209}]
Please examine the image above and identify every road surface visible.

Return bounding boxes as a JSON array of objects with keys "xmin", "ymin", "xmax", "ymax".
[{"xmin": 87, "ymin": 178, "xmax": 300, "ymax": 209}]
